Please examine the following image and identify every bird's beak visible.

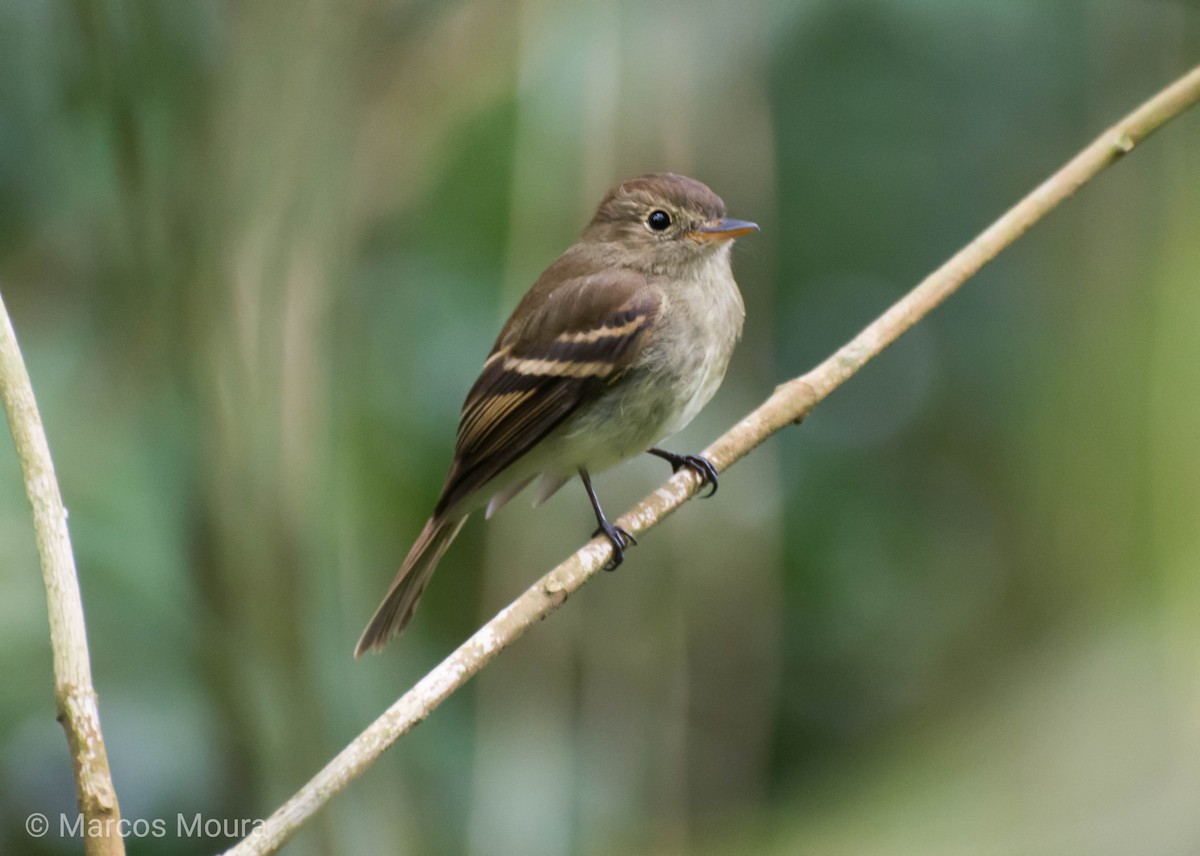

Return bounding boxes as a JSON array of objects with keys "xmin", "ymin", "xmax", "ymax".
[{"xmin": 690, "ymin": 218, "xmax": 760, "ymax": 241}]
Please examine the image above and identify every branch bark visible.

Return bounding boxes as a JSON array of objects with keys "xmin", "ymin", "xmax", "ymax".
[
  {"xmin": 0, "ymin": 291, "xmax": 124, "ymax": 855},
  {"xmin": 225, "ymin": 63, "xmax": 1200, "ymax": 856}
]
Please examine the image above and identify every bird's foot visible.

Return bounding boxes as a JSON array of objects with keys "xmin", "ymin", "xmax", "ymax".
[
  {"xmin": 592, "ymin": 520, "xmax": 637, "ymax": 571},
  {"xmin": 648, "ymin": 448, "xmax": 719, "ymax": 497},
  {"xmin": 579, "ymin": 466, "xmax": 637, "ymax": 570}
]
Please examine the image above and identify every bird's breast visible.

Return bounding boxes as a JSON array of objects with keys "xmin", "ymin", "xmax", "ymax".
[
  {"xmin": 534, "ymin": 255, "xmax": 744, "ymax": 475},
  {"xmin": 650, "ymin": 259, "xmax": 745, "ymax": 434}
]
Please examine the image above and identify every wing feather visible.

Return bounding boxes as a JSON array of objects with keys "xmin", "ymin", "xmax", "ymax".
[{"xmin": 433, "ymin": 270, "xmax": 659, "ymax": 516}]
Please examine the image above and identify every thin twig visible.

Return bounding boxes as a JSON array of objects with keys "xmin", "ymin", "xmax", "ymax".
[
  {"xmin": 224, "ymin": 63, "xmax": 1200, "ymax": 856},
  {"xmin": 0, "ymin": 291, "xmax": 124, "ymax": 856}
]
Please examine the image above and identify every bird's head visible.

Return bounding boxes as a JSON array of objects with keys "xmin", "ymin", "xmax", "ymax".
[{"xmin": 582, "ymin": 173, "xmax": 758, "ymax": 274}]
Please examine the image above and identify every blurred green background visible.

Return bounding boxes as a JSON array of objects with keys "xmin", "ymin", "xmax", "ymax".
[{"xmin": 2, "ymin": 1, "xmax": 1199, "ymax": 854}]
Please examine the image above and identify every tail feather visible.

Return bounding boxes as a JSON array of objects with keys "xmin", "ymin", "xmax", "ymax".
[{"xmin": 354, "ymin": 516, "xmax": 467, "ymax": 657}]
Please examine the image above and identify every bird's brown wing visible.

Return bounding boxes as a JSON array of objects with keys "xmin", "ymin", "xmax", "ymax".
[{"xmin": 434, "ymin": 269, "xmax": 659, "ymax": 517}]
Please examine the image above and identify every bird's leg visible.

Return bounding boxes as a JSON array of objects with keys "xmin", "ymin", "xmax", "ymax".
[
  {"xmin": 647, "ymin": 448, "xmax": 719, "ymax": 497},
  {"xmin": 579, "ymin": 468, "xmax": 635, "ymax": 571}
]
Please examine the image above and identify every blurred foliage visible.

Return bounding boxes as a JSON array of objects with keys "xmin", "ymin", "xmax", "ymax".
[{"xmin": 2, "ymin": 1, "xmax": 1199, "ymax": 854}]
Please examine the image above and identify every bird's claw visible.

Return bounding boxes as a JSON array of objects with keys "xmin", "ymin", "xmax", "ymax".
[
  {"xmin": 593, "ymin": 521, "xmax": 636, "ymax": 571},
  {"xmin": 651, "ymin": 449, "xmax": 719, "ymax": 497},
  {"xmin": 675, "ymin": 454, "xmax": 719, "ymax": 497}
]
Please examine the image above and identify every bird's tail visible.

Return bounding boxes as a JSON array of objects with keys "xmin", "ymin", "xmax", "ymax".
[{"xmin": 354, "ymin": 515, "xmax": 467, "ymax": 657}]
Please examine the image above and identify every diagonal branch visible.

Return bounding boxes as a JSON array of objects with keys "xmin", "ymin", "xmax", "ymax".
[
  {"xmin": 0, "ymin": 290, "xmax": 125, "ymax": 856},
  {"xmin": 225, "ymin": 63, "xmax": 1200, "ymax": 856}
]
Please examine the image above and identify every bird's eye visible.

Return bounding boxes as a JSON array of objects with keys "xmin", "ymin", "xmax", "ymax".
[{"xmin": 646, "ymin": 209, "xmax": 671, "ymax": 231}]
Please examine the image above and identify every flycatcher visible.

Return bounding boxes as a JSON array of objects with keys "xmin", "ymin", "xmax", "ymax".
[{"xmin": 356, "ymin": 173, "xmax": 757, "ymax": 656}]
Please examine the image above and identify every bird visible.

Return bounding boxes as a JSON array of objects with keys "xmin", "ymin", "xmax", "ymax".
[{"xmin": 355, "ymin": 173, "xmax": 757, "ymax": 656}]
